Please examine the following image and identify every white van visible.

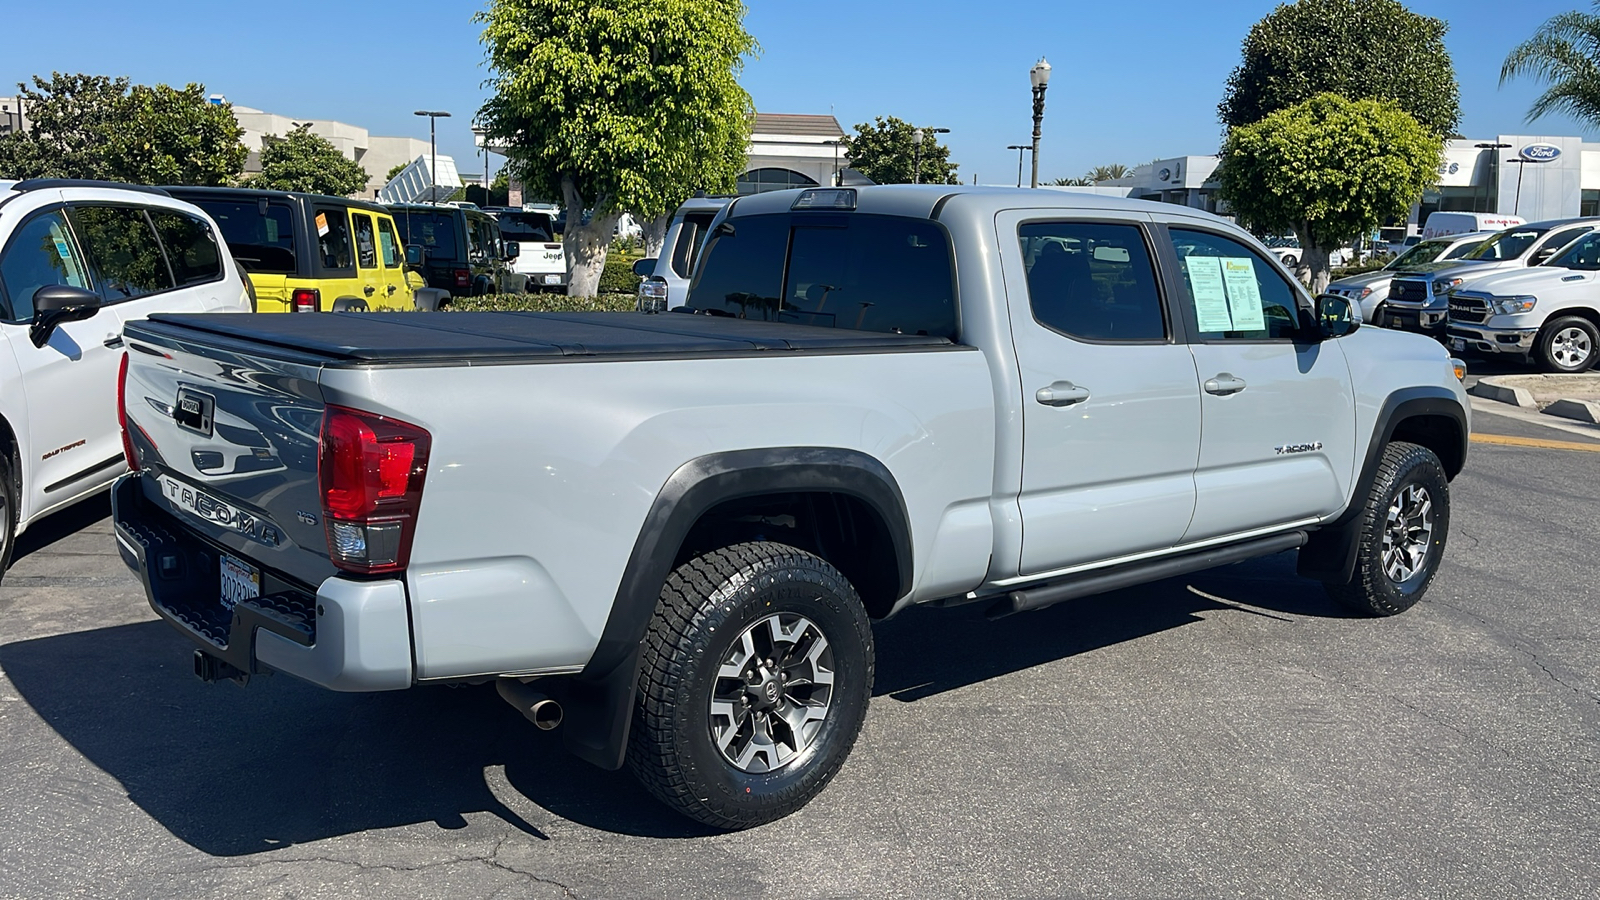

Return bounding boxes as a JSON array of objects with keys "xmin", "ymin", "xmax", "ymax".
[{"xmin": 1421, "ymin": 211, "xmax": 1525, "ymax": 240}]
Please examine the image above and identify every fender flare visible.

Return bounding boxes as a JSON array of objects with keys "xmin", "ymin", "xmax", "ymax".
[
  {"xmin": 1297, "ymin": 386, "xmax": 1468, "ymax": 584},
  {"xmin": 561, "ymin": 447, "xmax": 912, "ymax": 771}
]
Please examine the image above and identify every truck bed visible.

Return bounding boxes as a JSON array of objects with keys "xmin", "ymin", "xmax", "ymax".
[{"xmin": 126, "ymin": 311, "xmax": 956, "ymax": 366}]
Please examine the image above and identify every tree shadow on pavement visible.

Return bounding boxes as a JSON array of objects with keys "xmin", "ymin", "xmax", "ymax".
[{"xmin": 1, "ymin": 552, "xmax": 1345, "ymax": 850}]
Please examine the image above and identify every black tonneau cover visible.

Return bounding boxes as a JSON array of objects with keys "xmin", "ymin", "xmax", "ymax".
[{"xmin": 129, "ymin": 311, "xmax": 956, "ymax": 365}]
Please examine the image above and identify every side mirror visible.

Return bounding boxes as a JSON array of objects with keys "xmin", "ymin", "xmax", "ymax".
[
  {"xmin": 30, "ymin": 284, "xmax": 101, "ymax": 348},
  {"xmin": 1314, "ymin": 293, "xmax": 1357, "ymax": 340},
  {"xmin": 632, "ymin": 257, "xmax": 657, "ymax": 278},
  {"xmin": 405, "ymin": 244, "xmax": 424, "ymax": 266},
  {"xmin": 1530, "ymin": 248, "xmax": 1556, "ymax": 265},
  {"xmin": 503, "ymin": 242, "xmax": 520, "ymax": 261}
]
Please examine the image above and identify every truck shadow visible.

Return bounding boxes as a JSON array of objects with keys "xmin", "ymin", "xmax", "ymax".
[
  {"xmin": 0, "ymin": 554, "xmax": 1346, "ymax": 851},
  {"xmin": 10, "ymin": 493, "xmax": 112, "ymax": 563}
]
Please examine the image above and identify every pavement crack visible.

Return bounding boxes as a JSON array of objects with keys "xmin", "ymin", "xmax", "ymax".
[{"xmin": 1431, "ymin": 598, "xmax": 1600, "ymax": 709}]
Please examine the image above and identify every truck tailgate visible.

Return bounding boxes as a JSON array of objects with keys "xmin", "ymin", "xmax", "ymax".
[{"xmin": 120, "ymin": 322, "xmax": 335, "ymax": 590}]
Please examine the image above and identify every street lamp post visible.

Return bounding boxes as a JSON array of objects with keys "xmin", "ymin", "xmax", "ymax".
[
  {"xmin": 1007, "ymin": 144, "xmax": 1031, "ymax": 188},
  {"xmin": 1505, "ymin": 158, "xmax": 1532, "ymax": 217},
  {"xmin": 1474, "ymin": 142, "xmax": 1512, "ymax": 214},
  {"xmin": 413, "ymin": 110, "xmax": 452, "ymax": 204},
  {"xmin": 1029, "ymin": 58, "xmax": 1052, "ymax": 188},
  {"xmin": 911, "ymin": 127, "xmax": 950, "ymax": 185},
  {"xmin": 472, "ymin": 125, "xmax": 493, "ymax": 206}
]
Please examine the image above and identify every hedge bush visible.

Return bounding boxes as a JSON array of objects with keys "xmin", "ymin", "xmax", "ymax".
[
  {"xmin": 599, "ymin": 251, "xmax": 643, "ymax": 293},
  {"xmin": 449, "ymin": 292, "xmax": 637, "ymax": 312}
]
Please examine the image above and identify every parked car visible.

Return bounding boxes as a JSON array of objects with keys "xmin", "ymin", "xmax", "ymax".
[
  {"xmin": 1420, "ymin": 211, "xmax": 1525, "ymax": 240},
  {"xmin": 1266, "ymin": 240, "xmax": 1348, "ymax": 270},
  {"xmin": 0, "ymin": 178, "xmax": 251, "ymax": 584},
  {"xmin": 164, "ymin": 187, "xmax": 442, "ymax": 312},
  {"xmin": 1380, "ymin": 218, "xmax": 1600, "ymax": 338},
  {"xmin": 485, "ymin": 207, "xmax": 566, "ymax": 292},
  {"xmin": 1447, "ymin": 228, "xmax": 1600, "ymax": 372},
  {"xmin": 1326, "ymin": 231, "xmax": 1494, "ymax": 322},
  {"xmin": 114, "ymin": 185, "xmax": 1469, "ymax": 830},
  {"xmin": 390, "ymin": 203, "xmax": 520, "ymax": 297},
  {"xmin": 633, "ymin": 195, "xmax": 732, "ymax": 311}
]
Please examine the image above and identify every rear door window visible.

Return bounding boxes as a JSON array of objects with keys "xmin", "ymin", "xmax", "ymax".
[
  {"xmin": 315, "ymin": 207, "xmax": 353, "ymax": 274},
  {"xmin": 1018, "ymin": 222, "xmax": 1166, "ymax": 342},
  {"xmin": 395, "ymin": 211, "xmax": 458, "ymax": 261},
  {"xmin": 68, "ymin": 205, "xmax": 175, "ymax": 302},
  {"xmin": 671, "ymin": 212, "xmax": 717, "ymax": 278},
  {"xmin": 687, "ymin": 213, "xmax": 957, "ymax": 338},
  {"xmin": 148, "ymin": 209, "xmax": 223, "ymax": 286},
  {"xmin": 0, "ymin": 210, "xmax": 92, "ymax": 321}
]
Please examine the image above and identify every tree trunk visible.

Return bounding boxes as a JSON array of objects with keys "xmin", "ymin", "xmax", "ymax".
[
  {"xmin": 560, "ymin": 175, "xmax": 621, "ymax": 298},
  {"xmin": 641, "ymin": 211, "xmax": 672, "ymax": 261},
  {"xmin": 1292, "ymin": 224, "xmax": 1335, "ymax": 295}
]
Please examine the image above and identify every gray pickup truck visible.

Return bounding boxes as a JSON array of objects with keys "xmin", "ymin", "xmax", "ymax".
[{"xmin": 113, "ymin": 186, "xmax": 1470, "ymax": 829}]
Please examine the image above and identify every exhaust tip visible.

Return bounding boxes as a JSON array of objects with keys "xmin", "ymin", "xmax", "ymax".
[
  {"xmin": 529, "ymin": 699, "xmax": 563, "ymax": 731},
  {"xmin": 495, "ymin": 677, "xmax": 563, "ymax": 731}
]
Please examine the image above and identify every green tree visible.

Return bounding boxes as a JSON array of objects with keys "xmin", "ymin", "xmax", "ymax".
[
  {"xmin": 254, "ymin": 124, "xmax": 370, "ymax": 197},
  {"xmin": 476, "ymin": 0, "xmax": 756, "ymax": 297},
  {"xmin": 1217, "ymin": 93, "xmax": 1442, "ymax": 292},
  {"xmin": 0, "ymin": 72, "xmax": 245, "ymax": 185},
  {"xmin": 1219, "ymin": 0, "xmax": 1460, "ymax": 137},
  {"xmin": 384, "ymin": 162, "xmax": 409, "ymax": 182},
  {"xmin": 1501, "ymin": 3, "xmax": 1600, "ymax": 127},
  {"xmin": 842, "ymin": 116, "xmax": 958, "ymax": 186},
  {"xmin": 1086, "ymin": 163, "xmax": 1129, "ymax": 182},
  {"xmin": 1049, "ymin": 176, "xmax": 1093, "ymax": 186}
]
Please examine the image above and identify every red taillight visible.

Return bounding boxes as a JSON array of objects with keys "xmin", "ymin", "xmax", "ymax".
[
  {"xmin": 454, "ymin": 268, "xmax": 470, "ymax": 288},
  {"xmin": 318, "ymin": 405, "xmax": 431, "ymax": 574},
  {"xmin": 117, "ymin": 352, "xmax": 138, "ymax": 471},
  {"xmin": 292, "ymin": 288, "xmax": 320, "ymax": 313}
]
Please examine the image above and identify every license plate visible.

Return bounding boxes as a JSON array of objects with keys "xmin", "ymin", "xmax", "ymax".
[
  {"xmin": 543, "ymin": 274, "xmax": 562, "ymax": 285},
  {"xmin": 1388, "ymin": 316, "xmax": 1411, "ymax": 329},
  {"xmin": 219, "ymin": 553, "xmax": 260, "ymax": 610},
  {"xmin": 1451, "ymin": 338, "xmax": 1466, "ymax": 351}
]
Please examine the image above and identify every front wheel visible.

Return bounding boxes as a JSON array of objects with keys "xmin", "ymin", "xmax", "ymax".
[
  {"xmin": 628, "ymin": 542, "xmax": 874, "ymax": 829},
  {"xmin": 1535, "ymin": 316, "xmax": 1598, "ymax": 373},
  {"xmin": 1324, "ymin": 441, "xmax": 1450, "ymax": 616}
]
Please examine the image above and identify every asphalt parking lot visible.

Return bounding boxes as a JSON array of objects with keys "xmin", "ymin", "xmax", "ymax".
[{"xmin": 1, "ymin": 402, "xmax": 1596, "ymax": 900}]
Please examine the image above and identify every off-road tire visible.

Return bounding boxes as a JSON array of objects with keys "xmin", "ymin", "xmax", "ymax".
[
  {"xmin": 0, "ymin": 452, "xmax": 16, "ymax": 588},
  {"xmin": 1535, "ymin": 316, "xmax": 1599, "ymax": 373},
  {"xmin": 628, "ymin": 542, "xmax": 874, "ymax": 829},
  {"xmin": 1325, "ymin": 441, "xmax": 1450, "ymax": 616},
  {"xmin": 330, "ymin": 297, "xmax": 369, "ymax": 313}
]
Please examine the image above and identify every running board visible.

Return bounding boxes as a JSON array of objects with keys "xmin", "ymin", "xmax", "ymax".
[{"xmin": 986, "ymin": 531, "xmax": 1309, "ymax": 620}]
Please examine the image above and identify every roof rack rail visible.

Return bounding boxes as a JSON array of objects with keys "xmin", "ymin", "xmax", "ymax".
[{"xmin": 11, "ymin": 179, "xmax": 172, "ymax": 197}]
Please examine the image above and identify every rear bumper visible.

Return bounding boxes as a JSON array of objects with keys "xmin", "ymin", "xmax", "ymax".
[
  {"xmin": 518, "ymin": 270, "xmax": 568, "ymax": 288},
  {"xmin": 111, "ymin": 473, "xmax": 413, "ymax": 692},
  {"xmin": 1446, "ymin": 324, "xmax": 1538, "ymax": 356}
]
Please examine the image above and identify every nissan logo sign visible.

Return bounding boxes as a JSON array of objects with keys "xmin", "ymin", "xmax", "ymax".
[{"xmin": 1520, "ymin": 143, "xmax": 1562, "ymax": 162}]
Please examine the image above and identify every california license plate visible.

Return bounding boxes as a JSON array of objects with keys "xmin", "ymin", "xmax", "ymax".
[
  {"xmin": 543, "ymin": 274, "xmax": 562, "ymax": 285},
  {"xmin": 219, "ymin": 553, "xmax": 260, "ymax": 610}
]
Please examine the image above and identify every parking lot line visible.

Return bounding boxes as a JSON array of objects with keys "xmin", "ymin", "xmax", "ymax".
[{"xmin": 1470, "ymin": 433, "xmax": 1600, "ymax": 452}]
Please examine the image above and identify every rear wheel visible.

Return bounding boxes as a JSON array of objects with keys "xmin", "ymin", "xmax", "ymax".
[
  {"xmin": 0, "ymin": 452, "xmax": 16, "ymax": 588},
  {"xmin": 628, "ymin": 542, "xmax": 873, "ymax": 829},
  {"xmin": 1535, "ymin": 316, "xmax": 1598, "ymax": 373},
  {"xmin": 1324, "ymin": 441, "xmax": 1450, "ymax": 616},
  {"xmin": 330, "ymin": 297, "xmax": 369, "ymax": 313}
]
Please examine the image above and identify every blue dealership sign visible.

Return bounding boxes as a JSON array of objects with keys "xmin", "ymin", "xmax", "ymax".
[{"xmin": 1520, "ymin": 143, "xmax": 1562, "ymax": 162}]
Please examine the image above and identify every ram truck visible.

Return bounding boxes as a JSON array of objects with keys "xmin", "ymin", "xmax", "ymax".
[{"xmin": 112, "ymin": 186, "xmax": 1471, "ymax": 830}]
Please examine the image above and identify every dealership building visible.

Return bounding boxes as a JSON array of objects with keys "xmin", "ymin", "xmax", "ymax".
[{"xmin": 1086, "ymin": 135, "xmax": 1600, "ymax": 241}]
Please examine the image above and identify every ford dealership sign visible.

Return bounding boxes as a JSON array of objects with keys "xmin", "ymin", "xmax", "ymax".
[{"xmin": 1520, "ymin": 143, "xmax": 1562, "ymax": 162}]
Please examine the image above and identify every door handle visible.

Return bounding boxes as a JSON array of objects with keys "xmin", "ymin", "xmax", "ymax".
[
  {"xmin": 1035, "ymin": 381, "xmax": 1091, "ymax": 407},
  {"xmin": 103, "ymin": 335, "xmax": 123, "ymax": 349},
  {"xmin": 363, "ymin": 286, "xmax": 375, "ymax": 296},
  {"xmin": 1204, "ymin": 373, "xmax": 1248, "ymax": 396}
]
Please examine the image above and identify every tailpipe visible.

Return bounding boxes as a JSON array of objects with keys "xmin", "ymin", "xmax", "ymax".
[{"xmin": 496, "ymin": 677, "xmax": 563, "ymax": 731}]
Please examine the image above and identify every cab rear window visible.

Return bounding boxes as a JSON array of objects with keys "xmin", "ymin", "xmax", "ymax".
[{"xmin": 686, "ymin": 213, "xmax": 957, "ymax": 338}]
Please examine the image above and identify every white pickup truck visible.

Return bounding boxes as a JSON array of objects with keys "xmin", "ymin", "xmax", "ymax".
[
  {"xmin": 113, "ymin": 186, "xmax": 1470, "ymax": 829},
  {"xmin": 0, "ymin": 179, "xmax": 250, "ymax": 583},
  {"xmin": 1447, "ymin": 228, "xmax": 1600, "ymax": 372}
]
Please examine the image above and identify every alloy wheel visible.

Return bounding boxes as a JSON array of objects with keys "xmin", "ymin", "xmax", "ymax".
[
  {"xmin": 1551, "ymin": 326, "xmax": 1593, "ymax": 370},
  {"xmin": 1381, "ymin": 484, "xmax": 1434, "ymax": 583},
  {"xmin": 709, "ymin": 612, "xmax": 835, "ymax": 774}
]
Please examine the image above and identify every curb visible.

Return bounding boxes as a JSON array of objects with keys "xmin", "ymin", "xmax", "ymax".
[
  {"xmin": 1544, "ymin": 398, "xmax": 1600, "ymax": 425},
  {"xmin": 1469, "ymin": 377, "xmax": 1537, "ymax": 409}
]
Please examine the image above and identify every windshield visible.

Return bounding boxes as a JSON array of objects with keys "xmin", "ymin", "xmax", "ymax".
[
  {"xmin": 1549, "ymin": 231, "xmax": 1600, "ymax": 270},
  {"xmin": 1465, "ymin": 227, "xmax": 1546, "ymax": 261},
  {"xmin": 497, "ymin": 211, "xmax": 555, "ymax": 243},
  {"xmin": 1386, "ymin": 239, "xmax": 1453, "ymax": 268}
]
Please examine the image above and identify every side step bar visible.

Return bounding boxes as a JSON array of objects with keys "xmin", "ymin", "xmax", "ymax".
[{"xmin": 987, "ymin": 531, "xmax": 1309, "ymax": 619}]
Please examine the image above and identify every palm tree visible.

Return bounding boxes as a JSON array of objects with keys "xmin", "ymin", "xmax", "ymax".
[
  {"xmin": 1087, "ymin": 163, "xmax": 1130, "ymax": 182},
  {"xmin": 1501, "ymin": 3, "xmax": 1600, "ymax": 126}
]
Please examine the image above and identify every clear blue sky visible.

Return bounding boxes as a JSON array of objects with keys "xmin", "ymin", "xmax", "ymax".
[{"xmin": 2, "ymin": 0, "xmax": 1592, "ymax": 186}]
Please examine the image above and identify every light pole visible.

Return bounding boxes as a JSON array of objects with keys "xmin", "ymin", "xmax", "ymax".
[
  {"xmin": 472, "ymin": 125, "xmax": 493, "ymax": 206},
  {"xmin": 823, "ymin": 139, "xmax": 844, "ymax": 186},
  {"xmin": 1505, "ymin": 158, "xmax": 1532, "ymax": 216},
  {"xmin": 1029, "ymin": 58, "xmax": 1052, "ymax": 188},
  {"xmin": 911, "ymin": 127, "xmax": 950, "ymax": 185},
  {"xmin": 413, "ymin": 110, "xmax": 451, "ymax": 204},
  {"xmin": 1007, "ymin": 144, "xmax": 1031, "ymax": 188},
  {"xmin": 1475, "ymin": 142, "xmax": 1512, "ymax": 213}
]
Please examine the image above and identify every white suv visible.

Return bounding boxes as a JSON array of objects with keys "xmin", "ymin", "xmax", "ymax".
[{"xmin": 0, "ymin": 179, "xmax": 250, "ymax": 582}]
